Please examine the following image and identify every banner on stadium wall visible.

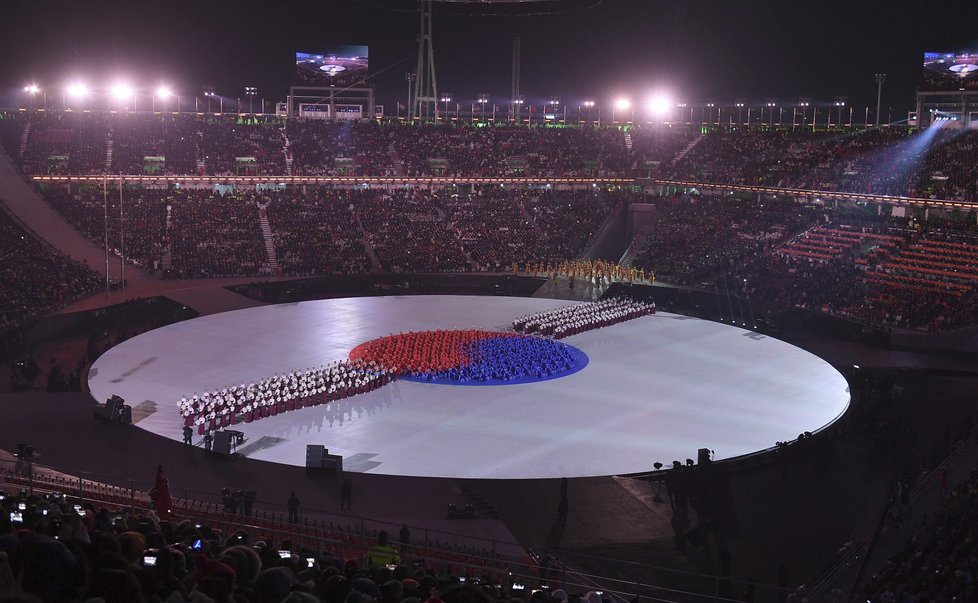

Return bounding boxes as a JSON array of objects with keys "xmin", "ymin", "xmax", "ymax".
[
  {"xmin": 235, "ymin": 157, "xmax": 257, "ymax": 164},
  {"xmin": 922, "ymin": 51, "xmax": 978, "ymax": 91},
  {"xmin": 47, "ymin": 155, "xmax": 68, "ymax": 162}
]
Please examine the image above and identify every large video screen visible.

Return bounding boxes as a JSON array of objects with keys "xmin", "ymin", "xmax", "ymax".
[
  {"xmin": 922, "ymin": 52, "xmax": 978, "ymax": 91},
  {"xmin": 295, "ymin": 46, "xmax": 369, "ymax": 87}
]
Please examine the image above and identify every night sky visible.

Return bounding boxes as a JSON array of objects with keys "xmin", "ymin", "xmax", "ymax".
[{"xmin": 1, "ymin": 0, "xmax": 976, "ymax": 113}]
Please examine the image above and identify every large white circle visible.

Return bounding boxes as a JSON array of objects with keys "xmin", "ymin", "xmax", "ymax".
[{"xmin": 88, "ymin": 295, "xmax": 849, "ymax": 479}]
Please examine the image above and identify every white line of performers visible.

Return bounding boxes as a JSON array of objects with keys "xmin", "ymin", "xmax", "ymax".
[
  {"xmin": 177, "ymin": 358, "xmax": 393, "ymax": 434},
  {"xmin": 512, "ymin": 297, "xmax": 656, "ymax": 339}
]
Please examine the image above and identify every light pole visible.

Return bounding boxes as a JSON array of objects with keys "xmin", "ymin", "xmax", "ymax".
[
  {"xmin": 765, "ymin": 99, "xmax": 777, "ymax": 128},
  {"xmin": 66, "ymin": 82, "xmax": 89, "ymax": 112},
  {"xmin": 583, "ymin": 100, "xmax": 595, "ymax": 125},
  {"xmin": 798, "ymin": 99, "xmax": 810, "ymax": 130},
  {"xmin": 875, "ymin": 73, "xmax": 886, "ymax": 127},
  {"xmin": 478, "ymin": 94, "xmax": 489, "ymax": 122},
  {"xmin": 833, "ymin": 97, "xmax": 846, "ymax": 128},
  {"xmin": 512, "ymin": 96, "xmax": 524, "ymax": 124},
  {"xmin": 706, "ymin": 102, "xmax": 715, "ymax": 126},
  {"xmin": 677, "ymin": 103, "xmax": 688, "ymax": 125},
  {"xmin": 155, "ymin": 86, "xmax": 172, "ymax": 113},
  {"xmin": 110, "ymin": 83, "xmax": 135, "ymax": 112},
  {"xmin": 204, "ymin": 86, "xmax": 215, "ymax": 112},
  {"xmin": 404, "ymin": 73, "xmax": 416, "ymax": 120},
  {"xmin": 24, "ymin": 84, "xmax": 39, "ymax": 111},
  {"xmin": 244, "ymin": 86, "xmax": 258, "ymax": 113},
  {"xmin": 613, "ymin": 98, "xmax": 630, "ymax": 125},
  {"xmin": 440, "ymin": 93, "xmax": 452, "ymax": 122},
  {"xmin": 547, "ymin": 97, "xmax": 560, "ymax": 122}
]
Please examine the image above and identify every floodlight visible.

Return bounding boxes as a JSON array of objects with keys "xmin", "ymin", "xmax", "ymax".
[
  {"xmin": 614, "ymin": 98, "xmax": 630, "ymax": 110},
  {"xmin": 110, "ymin": 83, "xmax": 133, "ymax": 100},
  {"xmin": 24, "ymin": 84, "xmax": 40, "ymax": 94},
  {"xmin": 648, "ymin": 95, "xmax": 670, "ymax": 115},
  {"xmin": 67, "ymin": 82, "xmax": 88, "ymax": 97},
  {"xmin": 156, "ymin": 86, "xmax": 173, "ymax": 98}
]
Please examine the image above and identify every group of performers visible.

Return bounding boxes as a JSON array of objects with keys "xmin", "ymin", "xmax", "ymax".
[
  {"xmin": 177, "ymin": 298, "xmax": 657, "ymax": 431},
  {"xmin": 350, "ymin": 329, "xmax": 506, "ymax": 375},
  {"xmin": 513, "ymin": 297, "xmax": 656, "ymax": 339},
  {"xmin": 411, "ymin": 335, "xmax": 578, "ymax": 383},
  {"xmin": 177, "ymin": 358, "xmax": 393, "ymax": 435},
  {"xmin": 515, "ymin": 259, "xmax": 654, "ymax": 284}
]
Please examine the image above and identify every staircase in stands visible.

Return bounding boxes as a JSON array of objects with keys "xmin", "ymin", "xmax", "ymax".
[
  {"xmin": 18, "ymin": 122, "xmax": 31, "ymax": 158},
  {"xmin": 160, "ymin": 204, "xmax": 173, "ymax": 273},
  {"xmin": 257, "ymin": 203, "xmax": 279, "ymax": 275},
  {"xmin": 104, "ymin": 135, "xmax": 113, "ymax": 173},
  {"xmin": 356, "ymin": 216, "xmax": 383, "ymax": 272},
  {"xmin": 670, "ymin": 133, "xmax": 705, "ymax": 166},
  {"xmin": 281, "ymin": 124, "xmax": 293, "ymax": 176}
]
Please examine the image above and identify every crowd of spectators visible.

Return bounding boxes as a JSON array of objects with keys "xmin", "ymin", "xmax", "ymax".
[
  {"xmin": 36, "ymin": 185, "xmax": 624, "ymax": 280},
  {"xmin": 20, "ymin": 113, "xmax": 109, "ymax": 175},
  {"xmin": 11, "ymin": 112, "xmax": 978, "ymax": 203},
  {"xmin": 199, "ymin": 117, "xmax": 287, "ymax": 176},
  {"xmin": 0, "ymin": 206, "xmax": 101, "ymax": 330},
  {"xmin": 356, "ymin": 190, "xmax": 468, "ymax": 273},
  {"xmin": 629, "ymin": 194, "xmax": 818, "ymax": 287},
  {"xmin": 863, "ymin": 466, "xmax": 978, "ymax": 602},
  {"xmin": 442, "ymin": 188, "xmax": 620, "ymax": 272},
  {"xmin": 167, "ymin": 191, "xmax": 268, "ymax": 279},
  {"xmin": 914, "ymin": 130, "xmax": 978, "ymax": 202},
  {"xmin": 726, "ymin": 217, "xmax": 978, "ymax": 331},
  {"xmin": 264, "ymin": 190, "xmax": 372, "ymax": 276},
  {"xmin": 111, "ymin": 114, "xmax": 198, "ymax": 175},
  {"xmin": 43, "ymin": 186, "xmax": 169, "ymax": 271},
  {"xmin": 0, "ymin": 488, "xmax": 553, "ymax": 603}
]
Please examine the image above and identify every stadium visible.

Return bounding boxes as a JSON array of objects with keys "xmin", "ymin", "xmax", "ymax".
[{"xmin": 0, "ymin": 1, "xmax": 977, "ymax": 602}]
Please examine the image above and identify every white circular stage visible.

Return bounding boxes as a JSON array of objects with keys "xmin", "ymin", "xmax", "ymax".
[{"xmin": 88, "ymin": 295, "xmax": 850, "ymax": 479}]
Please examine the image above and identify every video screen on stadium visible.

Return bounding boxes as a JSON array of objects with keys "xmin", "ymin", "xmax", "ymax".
[
  {"xmin": 922, "ymin": 51, "xmax": 978, "ymax": 91},
  {"xmin": 295, "ymin": 46, "xmax": 369, "ymax": 87}
]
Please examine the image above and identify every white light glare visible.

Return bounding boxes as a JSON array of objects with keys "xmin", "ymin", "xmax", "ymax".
[
  {"xmin": 24, "ymin": 84, "xmax": 40, "ymax": 94},
  {"xmin": 614, "ymin": 98, "xmax": 631, "ymax": 111},
  {"xmin": 156, "ymin": 86, "xmax": 173, "ymax": 98},
  {"xmin": 67, "ymin": 82, "xmax": 88, "ymax": 97},
  {"xmin": 648, "ymin": 95, "xmax": 671, "ymax": 115},
  {"xmin": 110, "ymin": 83, "xmax": 134, "ymax": 100}
]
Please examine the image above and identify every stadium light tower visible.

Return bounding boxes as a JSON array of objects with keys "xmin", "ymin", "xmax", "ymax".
[
  {"xmin": 404, "ymin": 73, "xmax": 416, "ymax": 120},
  {"xmin": 477, "ymin": 93, "xmax": 489, "ymax": 122},
  {"xmin": 110, "ymin": 82, "xmax": 134, "ymax": 111},
  {"xmin": 833, "ymin": 96, "xmax": 846, "ymax": 128},
  {"xmin": 765, "ymin": 98, "xmax": 777, "ymax": 127},
  {"xmin": 440, "ymin": 93, "xmax": 452, "ymax": 122},
  {"xmin": 244, "ymin": 86, "xmax": 258, "ymax": 113},
  {"xmin": 512, "ymin": 95, "xmax": 525, "ymax": 124},
  {"xmin": 796, "ymin": 98, "xmax": 811, "ymax": 130},
  {"xmin": 613, "ymin": 98, "xmax": 630, "ymax": 124},
  {"xmin": 874, "ymin": 73, "xmax": 886, "ymax": 127},
  {"xmin": 735, "ymin": 99, "xmax": 745, "ymax": 127},
  {"xmin": 155, "ymin": 86, "xmax": 173, "ymax": 113},
  {"xmin": 24, "ymin": 84, "xmax": 41, "ymax": 110},
  {"xmin": 582, "ymin": 100, "xmax": 595, "ymax": 125},
  {"xmin": 66, "ymin": 82, "xmax": 90, "ymax": 111},
  {"xmin": 648, "ymin": 95, "xmax": 671, "ymax": 120}
]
